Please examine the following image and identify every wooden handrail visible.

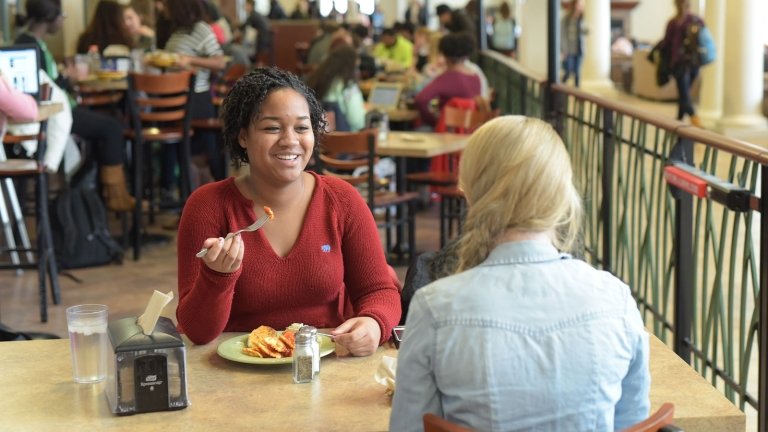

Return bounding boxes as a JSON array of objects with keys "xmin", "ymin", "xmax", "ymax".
[
  {"xmin": 481, "ymin": 50, "xmax": 547, "ymax": 84},
  {"xmin": 551, "ymin": 83, "xmax": 768, "ymax": 165}
]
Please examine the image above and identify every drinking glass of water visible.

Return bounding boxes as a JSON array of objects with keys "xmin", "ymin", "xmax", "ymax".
[{"xmin": 66, "ymin": 304, "xmax": 108, "ymax": 383}]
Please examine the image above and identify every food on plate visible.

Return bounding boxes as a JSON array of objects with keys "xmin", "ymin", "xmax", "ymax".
[
  {"xmin": 145, "ymin": 51, "xmax": 180, "ymax": 68},
  {"xmin": 264, "ymin": 206, "xmax": 275, "ymax": 220},
  {"xmin": 95, "ymin": 70, "xmax": 127, "ymax": 80},
  {"xmin": 242, "ymin": 325, "xmax": 296, "ymax": 358}
]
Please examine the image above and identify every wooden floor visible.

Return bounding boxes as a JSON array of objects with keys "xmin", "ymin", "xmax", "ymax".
[{"xmin": 0, "ymin": 204, "xmax": 443, "ymax": 338}]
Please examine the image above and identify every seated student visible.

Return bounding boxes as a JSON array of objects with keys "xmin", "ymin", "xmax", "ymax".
[
  {"xmin": 305, "ymin": 46, "xmax": 366, "ymax": 131},
  {"xmin": 176, "ymin": 68, "xmax": 401, "ymax": 356},
  {"xmin": 390, "ymin": 116, "xmax": 651, "ymax": 430},
  {"xmin": 16, "ymin": 0, "xmax": 135, "ymax": 212},
  {"xmin": 76, "ymin": 1, "xmax": 134, "ymax": 54},
  {"xmin": 372, "ymin": 27, "xmax": 414, "ymax": 71},
  {"xmin": 123, "ymin": 4, "xmax": 155, "ymax": 51},
  {"xmin": 413, "ymin": 32, "xmax": 481, "ymax": 127}
]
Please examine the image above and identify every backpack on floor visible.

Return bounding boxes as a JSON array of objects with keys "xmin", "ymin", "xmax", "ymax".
[{"xmin": 49, "ymin": 182, "xmax": 123, "ymax": 269}]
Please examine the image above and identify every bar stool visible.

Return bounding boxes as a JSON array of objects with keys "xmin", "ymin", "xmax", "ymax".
[
  {"xmin": 125, "ymin": 70, "xmax": 194, "ymax": 260},
  {"xmin": 0, "ymin": 86, "xmax": 61, "ymax": 322},
  {"xmin": 319, "ymin": 129, "xmax": 421, "ymax": 264}
]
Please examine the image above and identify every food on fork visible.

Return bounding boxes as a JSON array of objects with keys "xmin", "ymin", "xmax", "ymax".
[
  {"xmin": 264, "ymin": 206, "xmax": 275, "ymax": 220},
  {"xmin": 242, "ymin": 325, "xmax": 296, "ymax": 358}
]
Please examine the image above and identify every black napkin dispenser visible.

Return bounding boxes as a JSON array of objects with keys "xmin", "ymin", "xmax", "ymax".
[{"xmin": 105, "ymin": 316, "xmax": 190, "ymax": 415}]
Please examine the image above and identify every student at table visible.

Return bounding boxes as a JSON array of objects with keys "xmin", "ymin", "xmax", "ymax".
[
  {"xmin": 123, "ymin": 4, "xmax": 155, "ymax": 52},
  {"xmin": 15, "ymin": 0, "xmax": 136, "ymax": 212},
  {"xmin": 176, "ymin": 67, "xmax": 401, "ymax": 356},
  {"xmin": 76, "ymin": 1, "xmax": 134, "ymax": 55},
  {"xmin": 373, "ymin": 28, "xmax": 414, "ymax": 71},
  {"xmin": 305, "ymin": 45, "xmax": 366, "ymax": 131},
  {"xmin": 161, "ymin": 0, "xmax": 228, "ymax": 195},
  {"xmin": 390, "ymin": 116, "xmax": 650, "ymax": 430},
  {"xmin": 413, "ymin": 32, "xmax": 481, "ymax": 127},
  {"xmin": 0, "ymin": 74, "xmax": 38, "ymax": 141}
]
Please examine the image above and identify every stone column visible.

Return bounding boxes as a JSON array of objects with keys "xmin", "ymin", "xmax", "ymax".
[
  {"xmin": 580, "ymin": 0, "xmax": 614, "ymax": 91},
  {"xmin": 696, "ymin": 0, "xmax": 725, "ymax": 127},
  {"xmin": 718, "ymin": 0, "xmax": 766, "ymax": 130},
  {"xmin": 518, "ymin": 0, "xmax": 548, "ymax": 76}
]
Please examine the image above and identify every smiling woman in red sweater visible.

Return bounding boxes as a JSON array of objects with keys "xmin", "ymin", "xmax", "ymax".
[{"xmin": 176, "ymin": 67, "xmax": 401, "ymax": 356}]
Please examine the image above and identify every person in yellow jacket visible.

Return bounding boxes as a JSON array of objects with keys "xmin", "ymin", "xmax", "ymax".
[{"xmin": 372, "ymin": 28, "xmax": 413, "ymax": 71}]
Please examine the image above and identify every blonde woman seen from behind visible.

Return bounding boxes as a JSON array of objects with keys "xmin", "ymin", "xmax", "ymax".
[{"xmin": 390, "ymin": 116, "xmax": 650, "ymax": 431}]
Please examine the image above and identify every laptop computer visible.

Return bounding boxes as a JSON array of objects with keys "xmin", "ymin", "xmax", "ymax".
[
  {"xmin": 0, "ymin": 44, "xmax": 41, "ymax": 101},
  {"xmin": 367, "ymin": 82, "xmax": 403, "ymax": 112}
]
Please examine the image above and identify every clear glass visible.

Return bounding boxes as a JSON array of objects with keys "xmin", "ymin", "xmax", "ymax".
[{"xmin": 66, "ymin": 304, "xmax": 108, "ymax": 383}]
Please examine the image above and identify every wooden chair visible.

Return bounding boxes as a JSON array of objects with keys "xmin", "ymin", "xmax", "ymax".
[
  {"xmin": 0, "ymin": 85, "xmax": 61, "ymax": 322},
  {"xmin": 405, "ymin": 100, "xmax": 496, "ymax": 189},
  {"xmin": 125, "ymin": 70, "xmax": 194, "ymax": 260},
  {"xmin": 622, "ymin": 403, "xmax": 677, "ymax": 432},
  {"xmin": 434, "ymin": 185, "xmax": 466, "ymax": 248},
  {"xmin": 423, "ymin": 414, "xmax": 474, "ymax": 432},
  {"xmin": 319, "ymin": 129, "xmax": 421, "ymax": 264}
]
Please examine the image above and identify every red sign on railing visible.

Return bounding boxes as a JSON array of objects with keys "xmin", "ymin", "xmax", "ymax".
[{"xmin": 663, "ymin": 165, "xmax": 708, "ymax": 198}]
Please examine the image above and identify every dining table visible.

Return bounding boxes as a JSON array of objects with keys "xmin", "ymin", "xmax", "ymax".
[{"xmin": 0, "ymin": 330, "xmax": 744, "ymax": 431}]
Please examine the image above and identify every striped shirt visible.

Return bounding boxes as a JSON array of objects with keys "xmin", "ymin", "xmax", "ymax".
[{"xmin": 165, "ymin": 21, "xmax": 223, "ymax": 93}]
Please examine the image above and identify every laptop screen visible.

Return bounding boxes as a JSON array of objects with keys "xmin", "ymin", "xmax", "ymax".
[
  {"xmin": 0, "ymin": 45, "xmax": 41, "ymax": 101},
  {"xmin": 368, "ymin": 84, "xmax": 401, "ymax": 109}
]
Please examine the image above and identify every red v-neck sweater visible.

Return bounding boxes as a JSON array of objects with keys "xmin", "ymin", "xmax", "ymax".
[{"xmin": 176, "ymin": 173, "xmax": 401, "ymax": 345}]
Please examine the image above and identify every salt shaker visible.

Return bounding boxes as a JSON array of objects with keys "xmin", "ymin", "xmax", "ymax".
[{"xmin": 292, "ymin": 329, "xmax": 315, "ymax": 384}]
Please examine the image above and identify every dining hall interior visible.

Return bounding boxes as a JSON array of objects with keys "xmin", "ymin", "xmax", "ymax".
[{"xmin": 0, "ymin": 0, "xmax": 766, "ymax": 430}]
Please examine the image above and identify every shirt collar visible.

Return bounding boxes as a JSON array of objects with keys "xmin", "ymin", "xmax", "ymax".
[{"xmin": 480, "ymin": 240, "xmax": 570, "ymax": 266}]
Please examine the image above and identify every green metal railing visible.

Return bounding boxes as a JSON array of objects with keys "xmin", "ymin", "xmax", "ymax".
[{"xmin": 480, "ymin": 50, "xmax": 766, "ymax": 426}]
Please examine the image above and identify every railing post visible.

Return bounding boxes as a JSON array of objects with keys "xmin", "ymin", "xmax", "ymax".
[
  {"xmin": 545, "ymin": 0, "xmax": 560, "ymax": 122},
  {"xmin": 520, "ymin": 76, "xmax": 527, "ymax": 115},
  {"xmin": 759, "ymin": 164, "xmax": 768, "ymax": 431},
  {"xmin": 671, "ymin": 137, "xmax": 694, "ymax": 363},
  {"xmin": 601, "ymin": 108, "xmax": 614, "ymax": 272}
]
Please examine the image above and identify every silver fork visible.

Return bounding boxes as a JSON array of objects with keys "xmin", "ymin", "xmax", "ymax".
[{"xmin": 195, "ymin": 213, "xmax": 271, "ymax": 258}]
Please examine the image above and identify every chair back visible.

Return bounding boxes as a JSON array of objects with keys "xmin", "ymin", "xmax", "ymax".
[
  {"xmin": 127, "ymin": 70, "xmax": 194, "ymax": 141},
  {"xmin": 318, "ymin": 129, "xmax": 378, "ymax": 208},
  {"xmin": 213, "ymin": 63, "xmax": 247, "ymax": 107},
  {"xmin": 423, "ymin": 414, "xmax": 474, "ymax": 432},
  {"xmin": 621, "ymin": 403, "xmax": 675, "ymax": 432}
]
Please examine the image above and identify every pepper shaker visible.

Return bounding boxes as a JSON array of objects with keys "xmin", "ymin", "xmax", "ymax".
[{"xmin": 292, "ymin": 330, "xmax": 315, "ymax": 384}]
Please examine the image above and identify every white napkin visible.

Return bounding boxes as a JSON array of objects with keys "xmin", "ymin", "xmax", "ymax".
[
  {"xmin": 137, "ymin": 290, "xmax": 174, "ymax": 335},
  {"xmin": 374, "ymin": 355, "xmax": 398, "ymax": 397}
]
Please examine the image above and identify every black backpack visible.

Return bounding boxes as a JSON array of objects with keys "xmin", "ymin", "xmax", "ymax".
[{"xmin": 49, "ymin": 182, "xmax": 124, "ymax": 269}]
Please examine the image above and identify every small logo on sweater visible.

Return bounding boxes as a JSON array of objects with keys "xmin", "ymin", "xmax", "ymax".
[{"xmin": 321, "ymin": 244, "xmax": 331, "ymax": 253}]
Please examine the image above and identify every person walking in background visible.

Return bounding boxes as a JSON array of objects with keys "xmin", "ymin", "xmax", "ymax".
[
  {"xmin": 492, "ymin": 1, "xmax": 519, "ymax": 56},
  {"xmin": 390, "ymin": 115, "xmax": 650, "ymax": 431},
  {"xmin": 661, "ymin": 0, "xmax": 704, "ymax": 126},
  {"xmin": 404, "ymin": 0, "xmax": 427, "ymax": 27},
  {"xmin": 561, "ymin": 0, "xmax": 586, "ymax": 87}
]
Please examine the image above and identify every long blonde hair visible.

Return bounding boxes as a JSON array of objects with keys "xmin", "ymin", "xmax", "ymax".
[{"xmin": 456, "ymin": 115, "xmax": 582, "ymax": 272}]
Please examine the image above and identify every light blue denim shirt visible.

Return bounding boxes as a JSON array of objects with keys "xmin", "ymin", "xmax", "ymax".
[{"xmin": 390, "ymin": 240, "xmax": 650, "ymax": 432}]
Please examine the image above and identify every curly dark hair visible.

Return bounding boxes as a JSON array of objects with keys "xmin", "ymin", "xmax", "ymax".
[
  {"xmin": 221, "ymin": 67, "xmax": 327, "ymax": 167},
  {"xmin": 439, "ymin": 32, "xmax": 476, "ymax": 63}
]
